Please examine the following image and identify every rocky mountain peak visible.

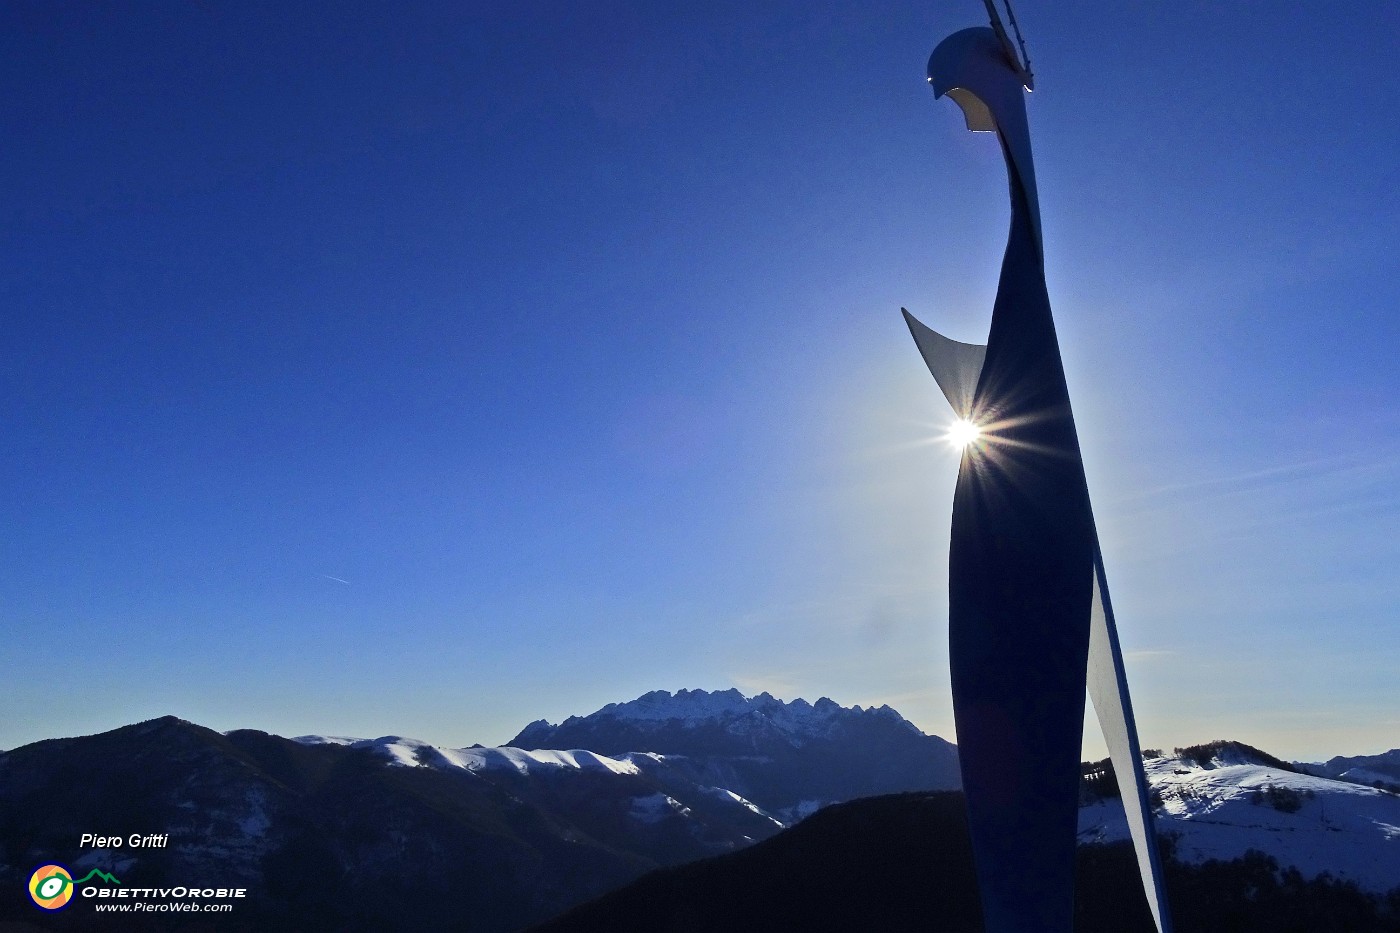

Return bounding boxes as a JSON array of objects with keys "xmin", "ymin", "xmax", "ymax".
[
  {"xmin": 504, "ymin": 688, "xmax": 937, "ymax": 769},
  {"xmin": 511, "ymin": 688, "xmax": 926, "ymax": 751}
]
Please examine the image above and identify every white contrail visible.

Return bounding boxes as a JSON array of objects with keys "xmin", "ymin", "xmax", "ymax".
[{"xmin": 320, "ymin": 574, "xmax": 351, "ymax": 585}]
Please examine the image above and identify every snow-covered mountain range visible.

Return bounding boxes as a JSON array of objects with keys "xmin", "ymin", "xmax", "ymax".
[
  {"xmin": 297, "ymin": 694, "xmax": 1400, "ymax": 894},
  {"xmin": 1296, "ymin": 748, "xmax": 1400, "ymax": 791},
  {"xmin": 2, "ymin": 691, "xmax": 1396, "ymax": 931},
  {"xmin": 511, "ymin": 687, "xmax": 920, "ymax": 749},
  {"xmin": 1080, "ymin": 740, "xmax": 1400, "ymax": 893},
  {"xmin": 0, "ymin": 690, "xmax": 962, "ymax": 930},
  {"xmin": 298, "ymin": 688, "xmax": 960, "ymax": 826}
]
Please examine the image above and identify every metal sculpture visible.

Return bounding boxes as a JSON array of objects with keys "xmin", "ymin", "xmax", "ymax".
[{"xmin": 903, "ymin": 5, "xmax": 1173, "ymax": 931}]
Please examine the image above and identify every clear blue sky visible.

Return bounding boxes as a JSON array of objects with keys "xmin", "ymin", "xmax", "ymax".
[{"xmin": 4, "ymin": 1, "xmax": 1397, "ymax": 762}]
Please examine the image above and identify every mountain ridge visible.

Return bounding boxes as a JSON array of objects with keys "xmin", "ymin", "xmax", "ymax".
[
  {"xmin": 4, "ymin": 696, "xmax": 1397, "ymax": 931},
  {"xmin": 1296, "ymin": 748, "xmax": 1400, "ymax": 792},
  {"xmin": 503, "ymin": 687, "xmax": 960, "ymax": 816},
  {"xmin": 510, "ymin": 687, "xmax": 923, "ymax": 750}
]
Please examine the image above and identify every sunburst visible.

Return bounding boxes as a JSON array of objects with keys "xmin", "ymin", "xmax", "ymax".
[{"xmin": 947, "ymin": 418, "xmax": 982, "ymax": 449}]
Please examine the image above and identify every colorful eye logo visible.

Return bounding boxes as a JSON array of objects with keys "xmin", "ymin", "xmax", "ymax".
[{"xmin": 29, "ymin": 864, "xmax": 75, "ymax": 911}]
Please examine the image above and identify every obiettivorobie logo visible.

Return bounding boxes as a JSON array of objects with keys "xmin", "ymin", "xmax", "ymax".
[
  {"xmin": 27, "ymin": 861, "xmax": 247, "ymax": 915},
  {"xmin": 28, "ymin": 863, "xmax": 122, "ymax": 911}
]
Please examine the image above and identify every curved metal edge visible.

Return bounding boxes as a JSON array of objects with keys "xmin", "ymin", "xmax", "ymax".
[
  {"xmin": 1089, "ymin": 550, "xmax": 1176, "ymax": 933},
  {"xmin": 927, "ymin": 27, "xmax": 1043, "ymax": 262},
  {"xmin": 901, "ymin": 308, "xmax": 987, "ymax": 420}
]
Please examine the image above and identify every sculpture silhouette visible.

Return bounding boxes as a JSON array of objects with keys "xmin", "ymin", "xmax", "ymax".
[{"xmin": 904, "ymin": 22, "xmax": 1173, "ymax": 933}]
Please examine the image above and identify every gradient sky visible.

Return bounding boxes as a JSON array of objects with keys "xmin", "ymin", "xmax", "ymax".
[{"xmin": 4, "ymin": 1, "xmax": 1398, "ymax": 762}]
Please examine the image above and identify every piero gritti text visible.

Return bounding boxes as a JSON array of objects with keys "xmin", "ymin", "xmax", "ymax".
[{"xmin": 80, "ymin": 832, "xmax": 170, "ymax": 848}]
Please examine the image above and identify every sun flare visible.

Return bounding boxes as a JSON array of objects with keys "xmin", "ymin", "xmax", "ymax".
[{"xmin": 947, "ymin": 418, "xmax": 981, "ymax": 449}]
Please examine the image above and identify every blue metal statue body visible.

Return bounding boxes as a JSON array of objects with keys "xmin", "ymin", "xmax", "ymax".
[{"xmin": 904, "ymin": 21, "xmax": 1173, "ymax": 933}]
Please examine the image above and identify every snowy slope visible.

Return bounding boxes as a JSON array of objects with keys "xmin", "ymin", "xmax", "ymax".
[
  {"xmin": 1079, "ymin": 749, "xmax": 1400, "ymax": 893},
  {"xmin": 290, "ymin": 691, "xmax": 957, "ymax": 835},
  {"xmin": 293, "ymin": 734, "xmax": 642, "ymax": 776},
  {"xmin": 291, "ymin": 733, "xmax": 786, "ymax": 837}
]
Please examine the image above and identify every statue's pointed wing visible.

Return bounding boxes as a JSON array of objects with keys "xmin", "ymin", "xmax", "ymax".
[
  {"xmin": 902, "ymin": 308, "xmax": 986, "ymax": 419},
  {"xmin": 1088, "ymin": 552, "xmax": 1174, "ymax": 933}
]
